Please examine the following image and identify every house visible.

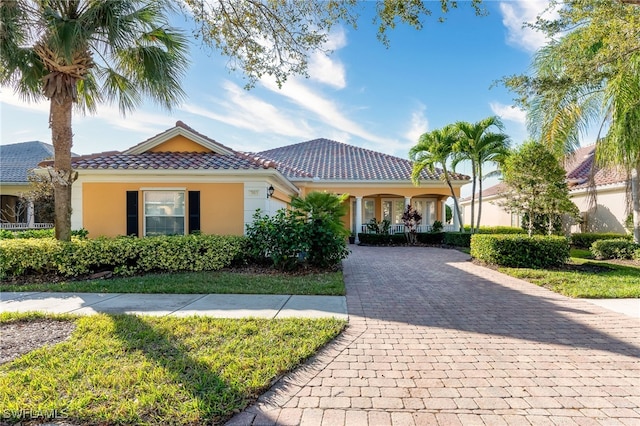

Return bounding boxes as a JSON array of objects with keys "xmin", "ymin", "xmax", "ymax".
[
  {"xmin": 460, "ymin": 145, "xmax": 628, "ymax": 233},
  {"xmin": 0, "ymin": 141, "xmax": 56, "ymax": 228},
  {"xmin": 37, "ymin": 121, "xmax": 469, "ymax": 240}
]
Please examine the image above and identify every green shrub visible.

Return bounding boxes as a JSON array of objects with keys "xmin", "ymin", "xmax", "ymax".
[
  {"xmin": 635, "ymin": 247, "xmax": 640, "ymax": 261},
  {"xmin": 444, "ymin": 232, "xmax": 472, "ymax": 247},
  {"xmin": 590, "ymin": 239, "xmax": 639, "ymax": 260},
  {"xmin": 471, "ymin": 234, "xmax": 570, "ymax": 268},
  {"xmin": 245, "ymin": 210, "xmax": 311, "ymax": 270},
  {"xmin": 571, "ymin": 232, "xmax": 631, "ymax": 249},
  {"xmin": 358, "ymin": 233, "xmax": 395, "ymax": 245},
  {"xmin": 0, "ymin": 234, "xmax": 246, "ymax": 278},
  {"xmin": 416, "ymin": 232, "xmax": 444, "ymax": 245},
  {"xmin": 463, "ymin": 226, "xmax": 526, "ymax": 234},
  {"xmin": 0, "ymin": 228, "xmax": 88, "ymax": 240}
]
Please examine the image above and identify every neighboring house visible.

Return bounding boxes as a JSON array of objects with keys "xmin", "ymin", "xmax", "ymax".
[
  {"xmin": 38, "ymin": 121, "xmax": 469, "ymax": 239},
  {"xmin": 460, "ymin": 145, "xmax": 628, "ymax": 233},
  {"xmin": 0, "ymin": 141, "xmax": 56, "ymax": 228}
]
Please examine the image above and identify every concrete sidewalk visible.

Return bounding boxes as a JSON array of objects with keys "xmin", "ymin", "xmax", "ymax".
[{"xmin": 0, "ymin": 292, "xmax": 347, "ymax": 319}]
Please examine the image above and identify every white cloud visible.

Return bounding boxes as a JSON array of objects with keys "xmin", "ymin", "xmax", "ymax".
[
  {"xmin": 182, "ymin": 80, "xmax": 313, "ymax": 139},
  {"xmin": 307, "ymin": 28, "xmax": 347, "ymax": 89},
  {"xmin": 0, "ymin": 85, "xmax": 174, "ymax": 136},
  {"xmin": 260, "ymin": 76, "xmax": 401, "ymax": 151},
  {"xmin": 499, "ymin": 0, "xmax": 557, "ymax": 53},
  {"xmin": 404, "ymin": 104, "xmax": 429, "ymax": 144},
  {"xmin": 490, "ymin": 101, "xmax": 527, "ymax": 124}
]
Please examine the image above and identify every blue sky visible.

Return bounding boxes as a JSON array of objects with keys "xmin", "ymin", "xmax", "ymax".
[{"xmin": 0, "ymin": 1, "xmax": 567, "ymax": 193}]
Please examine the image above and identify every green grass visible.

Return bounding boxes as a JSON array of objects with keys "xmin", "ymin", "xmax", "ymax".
[
  {"xmin": 570, "ymin": 248, "xmax": 594, "ymax": 259},
  {"xmin": 499, "ymin": 258, "xmax": 640, "ymax": 298},
  {"xmin": 0, "ymin": 312, "xmax": 346, "ymax": 425},
  {"xmin": 1, "ymin": 270, "xmax": 345, "ymax": 295}
]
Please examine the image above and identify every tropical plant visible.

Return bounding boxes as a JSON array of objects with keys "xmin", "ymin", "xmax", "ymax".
[
  {"xmin": 410, "ymin": 125, "xmax": 464, "ymax": 231},
  {"xmin": 0, "ymin": 1, "xmax": 189, "ymax": 241},
  {"xmin": 401, "ymin": 204, "xmax": 422, "ymax": 244},
  {"xmin": 497, "ymin": 141, "xmax": 579, "ymax": 237},
  {"xmin": 452, "ymin": 116, "xmax": 510, "ymax": 232},
  {"xmin": 290, "ymin": 191, "xmax": 350, "ymax": 267},
  {"xmin": 502, "ymin": 0, "xmax": 640, "ymax": 243}
]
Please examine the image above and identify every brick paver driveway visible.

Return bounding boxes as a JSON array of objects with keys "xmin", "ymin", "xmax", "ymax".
[{"xmin": 228, "ymin": 246, "xmax": 640, "ymax": 425}]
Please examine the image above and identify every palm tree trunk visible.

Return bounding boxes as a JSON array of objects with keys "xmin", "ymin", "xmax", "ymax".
[
  {"xmin": 632, "ymin": 164, "xmax": 640, "ymax": 244},
  {"xmin": 442, "ymin": 165, "xmax": 464, "ymax": 232},
  {"xmin": 470, "ymin": 160, "xmax": 476, "ymax": 233},
  {"xmin": 50, "ymin": 96, "xmax": 75, "ymax": 241},
  {"xmin": 476, "ymin": 164, "xmax": 483, "ymax": 230}
]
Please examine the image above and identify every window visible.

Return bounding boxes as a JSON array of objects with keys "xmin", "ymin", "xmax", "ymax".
[
  {"xmin": 144, "ymin": 191, "xmax": 185, "ymax": 236},
  {"xmin": 383, "ymin": 199, "xmax": 405, "ymax": 224},
  {"xmin": 363, "ymin": 199, "xmax": 375, "ymax": 223},
  {"xmin": 413, "ymin": 199, "xmax": 436, "ymax": 225}
]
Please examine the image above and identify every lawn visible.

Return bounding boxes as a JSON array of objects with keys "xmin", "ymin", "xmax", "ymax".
[
  {"xmin": 499, "ymin": 258, "xmax": 640, "ymax": 298},
  {"xmin": 0, "ymin": 312, "xmax": 345, "ymax": 425},
  {"xmin": 0, "ymin": 270, "xmax": 345, "ymax": 295}
]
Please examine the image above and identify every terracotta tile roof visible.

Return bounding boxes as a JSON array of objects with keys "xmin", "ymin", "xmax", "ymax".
[
  {"xmin": 462, "ymin": 144, "xmax": 627, "ymax": 202},
  {"xmin": 69, "ymin": 151, "xmax": 272, "ymax": 170},
  {"xmin": 257, "ymin": 138, "xmax": 469, "ymax": 181},
  {"xmin": 564, "ymin": 145, "xmax": 627, "ymax": 190}
]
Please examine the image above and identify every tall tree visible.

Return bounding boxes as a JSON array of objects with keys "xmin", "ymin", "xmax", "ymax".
[
  {"xmin": 498, "ymin": 141, "xmax": 579, "ymax": 237},
  {"xmin": 182, "ymin": 0, "xmax": 484, "ymax": 88},
  {"xmin": 502, "ymin": 0, "xmax": 640, "ymax": 242},
  {"xmin": 452, "ymin": 116, "xmax": 510, "ymax": 232},
  {"xmin": 409, "ymin": 125, "xmax": 464, "ymax": 232},
  {"xmin": 0, "ymin": 0, "xmax": 189, "ymax": 241}
]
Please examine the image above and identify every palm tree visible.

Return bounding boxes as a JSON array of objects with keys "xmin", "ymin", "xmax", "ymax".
[
  {"xmin": 523, "ymin": 41, "xmax": 640, "ymax": 243},
  {"xmin": 0, "ymin": 0, "xmax": 189, "ymax": 241},
  {"xmin": 453, "ymin": 117, "xmax": 510, "ymax": 232},
  {"xmin": 409, "ymin": 125, "xmax": 464, "ymax": 232}
]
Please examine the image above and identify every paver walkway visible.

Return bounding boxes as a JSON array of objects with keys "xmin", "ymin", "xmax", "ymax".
[{"xmin": 227, "ymin": 246, "xmax": 640, "ymax": 426}]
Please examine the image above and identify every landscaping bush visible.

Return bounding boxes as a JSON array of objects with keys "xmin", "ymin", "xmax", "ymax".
[
  {"xmin": 471, "ymin": 234, "xmax": 570, "ymax": 268},
  {"xmin": 444, "ymin": 232, "xmax": 472, "ymax": 247},
  {"xmin": 416, "ymin": 232, "xmax": 444, "ymax": 245},
  {"xmin": 590, "ymin": 239, "xmax": 639, "ymax": 260},
  {"xmin": 0, "ymin": 234, "xmax": 246, "ymax": 278},
  {"xmin": 0, "ymin": 228, "xmax": 88, "ymax": 240},
  {"xmin": 571, "ymin": 232, "xmax": 631, "ymax": 249},
  {"xmin": 463, "ymin": 226, "xmax": 526, "ymax": 234},
  {"xmin": 357, "ymin": 233, "xmax": 403, "ymax": 245}
]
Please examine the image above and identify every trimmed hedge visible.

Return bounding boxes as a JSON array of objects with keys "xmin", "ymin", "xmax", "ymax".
[
  {"xmin": 571, "ymin": 232, "xmax": 631, "ymax": 249},
  {"xmin": 357, "ymin": 232, "xmax": 445, "ymax": 246},
  {"xmin": 443, "ymin": 232, "xmax": 472, "ymax": 247},
  {"xmin": 0, "ymin": 234, "xmax": 247, "ymax": 278},
  {"xmin": 0, "ymin": 228, "xmax": 88, "ymax": 240},
  {"xmin": 471, "ymin": 234, "xmax": 570, "ymax": 268},
  {"xmin": 464, "ymin": 226, "xmax": 526, "ymax": 234},
  {"xmin": 590, "ymin": 239, "xmax": 639, "ymax": 260}
]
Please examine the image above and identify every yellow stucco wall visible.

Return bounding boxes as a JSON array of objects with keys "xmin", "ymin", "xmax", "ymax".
[
  {"xmin": 82, "ymin": 182, "xmax": 243, "ymax": 237},
  {"xmin": 148, "ymin": 136, "xmax": 213, "ymax": 153}
]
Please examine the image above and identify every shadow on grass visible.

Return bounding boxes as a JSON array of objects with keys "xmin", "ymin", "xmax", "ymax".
[{"xmin": 110, "ymin": 314, "xmax": 246, "ymax": 425}]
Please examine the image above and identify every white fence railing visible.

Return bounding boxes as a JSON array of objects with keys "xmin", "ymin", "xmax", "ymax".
[
  {"xmin": 0, "ymin": 222, "xmax": 54, "ymax": 230},
  {"xmin": 360, "ymin": 223, "xmax": 456, "ymax": 234}
]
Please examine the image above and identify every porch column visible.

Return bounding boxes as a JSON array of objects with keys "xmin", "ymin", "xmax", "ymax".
[
  {"xmin": 26, "ymin": 200, "xmax": 35, "ymax": 228},
  {"xmin": 404, "ymin": 196, "xmax": 411, "ymax": 209},
  {"xmin": 355, "ymin": 196, "xmax": 362, "ymax": 244},
  {"xmin": 441, "ymin": 199, "xmax": 447, "ymax": 224},
  {"xmin": 453, "ymin": 202, "xmax": 460, "ymax": 231}
]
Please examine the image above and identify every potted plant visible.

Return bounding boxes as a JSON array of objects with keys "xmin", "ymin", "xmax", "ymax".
[{"xmin": 348, "ymin": 233, "xmax": 356, "ymax": 244}]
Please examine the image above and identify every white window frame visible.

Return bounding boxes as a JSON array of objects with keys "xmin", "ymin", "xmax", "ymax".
[
  {"xmin": 143, "ymin": 189, "xmax": 186, "ymax": 237},
  {"xmin": 382, "ymin": 198, "xmax": 406, "ymax": 224},
  {"xmin": 412, "ymin": 198, "xmax": 437, "ymax": 226}
]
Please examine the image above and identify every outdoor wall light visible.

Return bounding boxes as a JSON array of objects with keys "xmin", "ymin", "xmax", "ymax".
[{"xmin": 266, "ymin": 185, "xmax": 275, "ymax": 198}]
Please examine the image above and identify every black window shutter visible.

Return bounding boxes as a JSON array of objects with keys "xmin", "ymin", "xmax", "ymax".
[
  {"xmin": 188, "ymin": 191, "xmax": 201, "ymax": 234},
  {"xmin": 126, "ymin": 191, "xmax": 139, "ymax": 236}
]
